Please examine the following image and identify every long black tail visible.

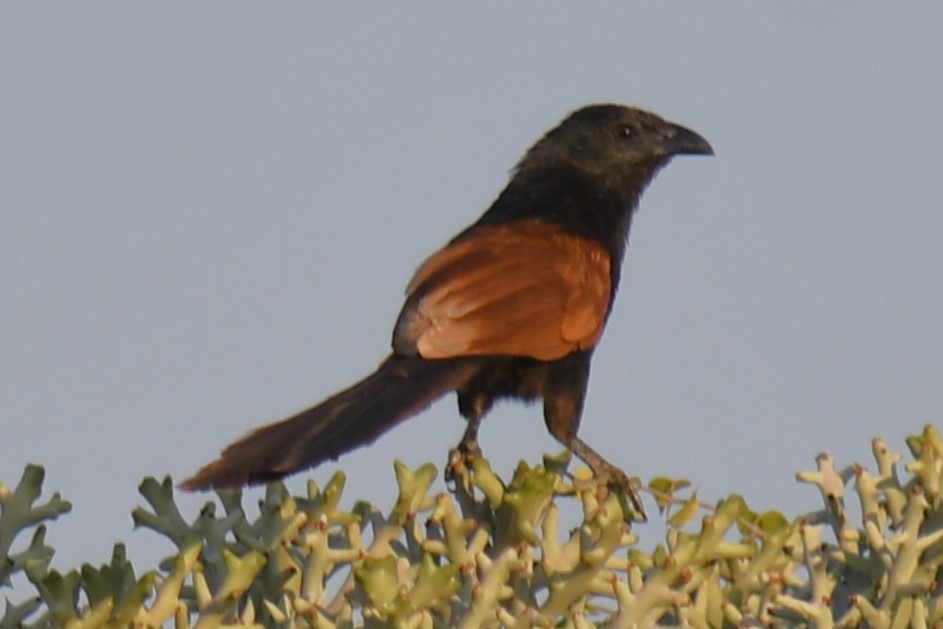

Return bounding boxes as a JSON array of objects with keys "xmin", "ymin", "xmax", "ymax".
[{"xmin": 181, "ymin": 355, "xmax": 482, "ymax": 490}]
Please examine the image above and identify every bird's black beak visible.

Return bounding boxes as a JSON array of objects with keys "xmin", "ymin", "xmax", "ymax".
[{"xmin": 664, "ymin": 122, "xmax": 714, "ymax": 157}]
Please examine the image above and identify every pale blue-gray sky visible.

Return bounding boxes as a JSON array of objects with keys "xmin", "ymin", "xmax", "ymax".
[{"xmin": 2, "ymin": 3, "xmax": 942, "ymax": 595}]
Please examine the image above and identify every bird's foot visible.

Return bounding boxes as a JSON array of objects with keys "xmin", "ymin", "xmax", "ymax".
[
  {"xmin": 445, "ymin": 440, "xmax": 482, "ymax": 484},
  {"xmin": 567, "ymin": 437, "xmax": 647, "ymax": 521},
  {"xmin": 573, "ymin": 466, "xmax": 646, "ymax": 522}
]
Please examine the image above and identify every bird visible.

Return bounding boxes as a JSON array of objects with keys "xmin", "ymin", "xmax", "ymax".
[{"xmin": 181, "ymin": 103, "xmax": 712, "ymax": 517}]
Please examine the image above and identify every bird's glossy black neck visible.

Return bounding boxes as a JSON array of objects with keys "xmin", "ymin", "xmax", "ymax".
[{"xmin": 468, "ymin": 161, "xmax": 665, "ymax": 274}]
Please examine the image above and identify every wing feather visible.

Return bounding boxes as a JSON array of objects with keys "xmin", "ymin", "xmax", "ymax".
[{"xmin": 393, "ymin": 219, "xmax": 611, "ymax": 361}]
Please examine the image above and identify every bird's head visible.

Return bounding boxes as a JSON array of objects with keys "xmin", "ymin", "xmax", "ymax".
[{"xmin": 519, "ymin": 104, "xmax": 713, "ymax": 186}]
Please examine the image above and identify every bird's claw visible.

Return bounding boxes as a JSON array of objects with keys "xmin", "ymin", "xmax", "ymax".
[
  {"xmin": 445, "ymin": 441, "xmax": 482, "ymax": 485},
  {"xmin": 573, "ymin": 469, "xmax": 646, "ymax": 522}
]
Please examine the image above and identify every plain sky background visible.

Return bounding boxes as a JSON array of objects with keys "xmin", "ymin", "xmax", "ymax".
[{"xmin": 2, "ymin": 3, "xmax": 942, "ymax": 601}]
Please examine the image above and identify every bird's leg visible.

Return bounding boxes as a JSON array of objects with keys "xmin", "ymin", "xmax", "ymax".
[
  {"xmin": 456, "ymin": 410, "xmax": 483, "ymax": 458},
  {"xmin": 543, "ymin": 379, "xmax": 646, "ymax": 520},
  {"xmin": 446, "ymin": 410, "xmax": 482, "ymax": 481},
  {"xmin": 566, "ymin": 436, "xmax": 646, "ymax": 519},
  {"xmin": 446, "ymin": 395, "xmax": 488, "ymax": 481}
]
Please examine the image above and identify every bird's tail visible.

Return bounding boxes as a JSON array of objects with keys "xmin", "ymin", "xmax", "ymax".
[{"xmin": 181, "ymin": 355, "xmax": 481, "ymax": 490}]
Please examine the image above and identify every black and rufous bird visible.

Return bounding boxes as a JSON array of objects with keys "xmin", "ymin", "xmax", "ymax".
[{"xmin": 182, "ymin": 104, "xmax": 712, "ymax": 516}]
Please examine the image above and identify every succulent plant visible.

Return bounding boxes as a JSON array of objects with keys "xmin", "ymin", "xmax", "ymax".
[{"xmin": 3, "ymin": 426, "xmax": 943, "ymax": 627}]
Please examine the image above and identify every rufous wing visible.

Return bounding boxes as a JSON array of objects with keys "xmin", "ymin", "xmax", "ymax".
[{"xmin": 392, "ymin": 219, "xmax": 611, "ymax": 361}]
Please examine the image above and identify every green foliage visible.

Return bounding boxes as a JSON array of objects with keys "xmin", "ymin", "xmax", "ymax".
[{"xmin": 3, "ymin": 426, "xmax": 943, "ymax": 627}]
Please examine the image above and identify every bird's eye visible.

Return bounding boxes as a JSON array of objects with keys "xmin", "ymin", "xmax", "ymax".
[{"xmin": 615, "ymin": 124, "xmax": 637, "ymax": 143}]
